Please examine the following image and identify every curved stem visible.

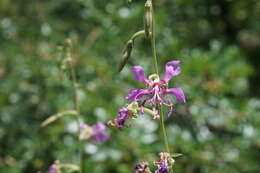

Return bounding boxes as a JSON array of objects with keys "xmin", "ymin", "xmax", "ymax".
[{"xmin": 130, "ymin": 30, "xmax": 145, "ymax": 42}]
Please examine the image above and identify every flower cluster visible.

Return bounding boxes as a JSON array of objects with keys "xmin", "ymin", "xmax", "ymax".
[
  {"xmin": 109, "ymin": 61, "xmax": 185, "ymax": 128},
  {"xmin": 79, "ymin": 122, "xmax": 108, "ymax": 143},
  {"xmin": 134, "ymin": 152, "xmax": 174, "ymax": 173}
]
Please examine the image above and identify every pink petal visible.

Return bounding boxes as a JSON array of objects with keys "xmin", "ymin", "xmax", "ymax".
[
  {"xmin": 166, "ymin": 88, "xmax": 186, "ymax": 103},
  {"xmin": 162, "ymin": 61, "xmax": 181, "ymax": 83},
  {"xmin": 130, "ymin": 66, "xmax": 148, "ymax": 85},
  {"xmin": 126, "ymin": 89, "xmax": 150, "ymax": 102}
]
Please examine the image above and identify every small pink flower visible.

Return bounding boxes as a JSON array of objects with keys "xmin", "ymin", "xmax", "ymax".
[{"xmin": 79, "ymin": 122, "xmax": 108, "ymax": 143}]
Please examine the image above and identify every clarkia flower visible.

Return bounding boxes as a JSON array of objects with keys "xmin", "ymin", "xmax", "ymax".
[
  {"xmin": 91, "ymin": 122, "xmax": 108, "ymax": 142},
  {"xmin": 127, "ymin": 61, "xmax": 186, "ymax": 116},
  {"xmin": 79, "ymin": 122, "xmax": 108, "ymax": 143}
]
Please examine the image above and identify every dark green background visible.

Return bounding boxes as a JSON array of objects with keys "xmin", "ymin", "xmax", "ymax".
[{"xmin": 0, "ymin": 0, "xmax": 260, "ymax": 172}]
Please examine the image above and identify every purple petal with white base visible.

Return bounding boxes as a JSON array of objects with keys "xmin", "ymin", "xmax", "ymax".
[
  {"xmin": 162, "ymin": 61, "xmax": 181, "ymax": 83},
  {"xmin": 130, "ymin": 66, "xmax": 148, "ymax": 84},
  {"xmin": 166, "ymin": 88, "xmax": 186, "ymax": 103}
]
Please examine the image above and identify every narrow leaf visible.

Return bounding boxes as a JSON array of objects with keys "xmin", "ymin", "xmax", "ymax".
[{"xmin": 41, "ymin": 110, "xmax": 78, "ymax": 127}]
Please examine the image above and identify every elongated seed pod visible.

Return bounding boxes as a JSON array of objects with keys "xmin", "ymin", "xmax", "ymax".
[
  {"xmin": 144, "ymin": 0, "xmax": 152, "ymax": 38},
  {"xmin": 118, "ymin": 40, "xmax": 133, "ymax": 72}
]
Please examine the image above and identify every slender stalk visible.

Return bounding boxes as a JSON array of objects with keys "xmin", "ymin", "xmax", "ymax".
[
  {"xmin": 66, "ymin": 40, "xmax": 83, "ymax": 173},
  {"xmin": 149, "ymin": 1, "xmax": 174, "ymax": 173},
  {"xmin": 150, "ymin": 22, "xmax": 158, "ymax": 74},
  {"xmin": 67, "ymin": 56, "xmax": 80, "ymax": 113},
  {"xmin": 159, "ymin": 107, "xmax": 170, "ymax": 153}
]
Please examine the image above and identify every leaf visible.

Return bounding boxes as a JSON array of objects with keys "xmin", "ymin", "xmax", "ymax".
[
  {"xmin": 171, "ymin": 153, "xmax": 183, "ymax": 158},
  {"xmin": 60, "ymin": 163, "xmax": 80, "ymax": 171},
  {"xmin": 41, "ymin": 110, "xmax": 79, "ymax": 127}
]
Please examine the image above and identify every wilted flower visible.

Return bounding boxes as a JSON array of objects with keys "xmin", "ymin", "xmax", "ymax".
[
  {"xmin": 108, "ymin": 102, "xmax": 159, "ymax": 128},
  {"xmin": 79, "ymin": 122, "xmax": 108, "ymax": 143},
  {"xmin": 127, "ymin": 60, "xmax": 185, "ymax": 116},
  {"xmin": 108, "ymin": 107, "xmax": 131, "ymax": 128},
  {"xmin": 134, "ymin": 162, "xmax": 152, "ymax": 173},
  {"xmin": 108, "ymin": 102, "xmax": 139, "ymax": 128}
]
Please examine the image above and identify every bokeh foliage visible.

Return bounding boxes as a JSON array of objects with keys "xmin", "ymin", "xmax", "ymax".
[{"xmin": 0, "ymin": 0, "xmax": 260, "ymax": 172}]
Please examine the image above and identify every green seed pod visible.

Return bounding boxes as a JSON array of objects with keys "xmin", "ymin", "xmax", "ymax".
[
  {"xmin": 118, "ymin": 40, "xmax": 133, "ymax": 72},
  {"xmin": 144, "ymin": 0, "xmax": 153, "ymax": 38}
]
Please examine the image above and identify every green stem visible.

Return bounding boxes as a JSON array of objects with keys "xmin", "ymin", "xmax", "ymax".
[
  {"xmin": 159, "ymin": 107, "xmax": 170, "ymax": 153},
  {"xmin": 150, "ymin": 17, "xmax": 158, "ymax": 74},
  {"xmin": 130, "ymin": 30, "xmax": 145, "ymax": 42},
  {"xmin": 66, "ymin": 40, "xmax": 83, "ymax": 173},
  {"xmin": 68, "ymin": 59, "xmax": 80, "ymax": 114},
  {"xmin": 149, "ymin": 2, "xmax": 173, "ymax": 173}
]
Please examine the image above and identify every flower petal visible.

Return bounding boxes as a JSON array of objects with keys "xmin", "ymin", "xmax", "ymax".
[
  {"xmin": 126, "ymin": 89, "xmax": 150, "ymax": 102},
  {"xmin": 92, "ymin": 122, "xmax": 105, "ymax": 132},
  {"xmin": 166, "ymin": 88, "xmax": 185, "ymax": 103},
  {"xmin": 130, "ymin": 66, "xmax": 148, "ymax": 84},
  {"xmin": 162, "ymin": 61, "xmax": 181, "ymax": 83},
  {"xmin": 92, "ymin": 123, "xmax": 108, "ymax": 142},
  {"xmin": 117, "ymin": 108, "xmax": 129, "ymax": 127}
]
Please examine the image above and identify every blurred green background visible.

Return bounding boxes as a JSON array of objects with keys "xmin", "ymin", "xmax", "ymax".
[{"xmin": 0, "ymin": 0, "xmax": 260, "ymax": 172}]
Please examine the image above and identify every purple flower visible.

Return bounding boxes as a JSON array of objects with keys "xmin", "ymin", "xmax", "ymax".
[
  {"xmin": 91, "ymin": 122, "xmax": 108, "ymax": 143},
  {"xmin": 79, "ymin": 122, "xmax": 108, "ymax": 143},
  {"xmin": 108, "ymin": 107, "xmax": 131, "ymax": 128},
  {"xmin": 154, "ymin": 152, "xmax": 174, "ymax": 170},
  {"xmin": 48, "ymin": 164, "xmax": 58, "ymax": 173},
  {"xmin": 155, "ymin": 164, "xmax": 170, "ymax": 173},
  {"xmin": 127, "ymin": 61, "xmax": 185, "ymax": 116}
]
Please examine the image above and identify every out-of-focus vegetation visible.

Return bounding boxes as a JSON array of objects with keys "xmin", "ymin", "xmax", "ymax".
[{"xmin": 0, "ymin": 0, "xmax": 260, "ymax": 172}]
